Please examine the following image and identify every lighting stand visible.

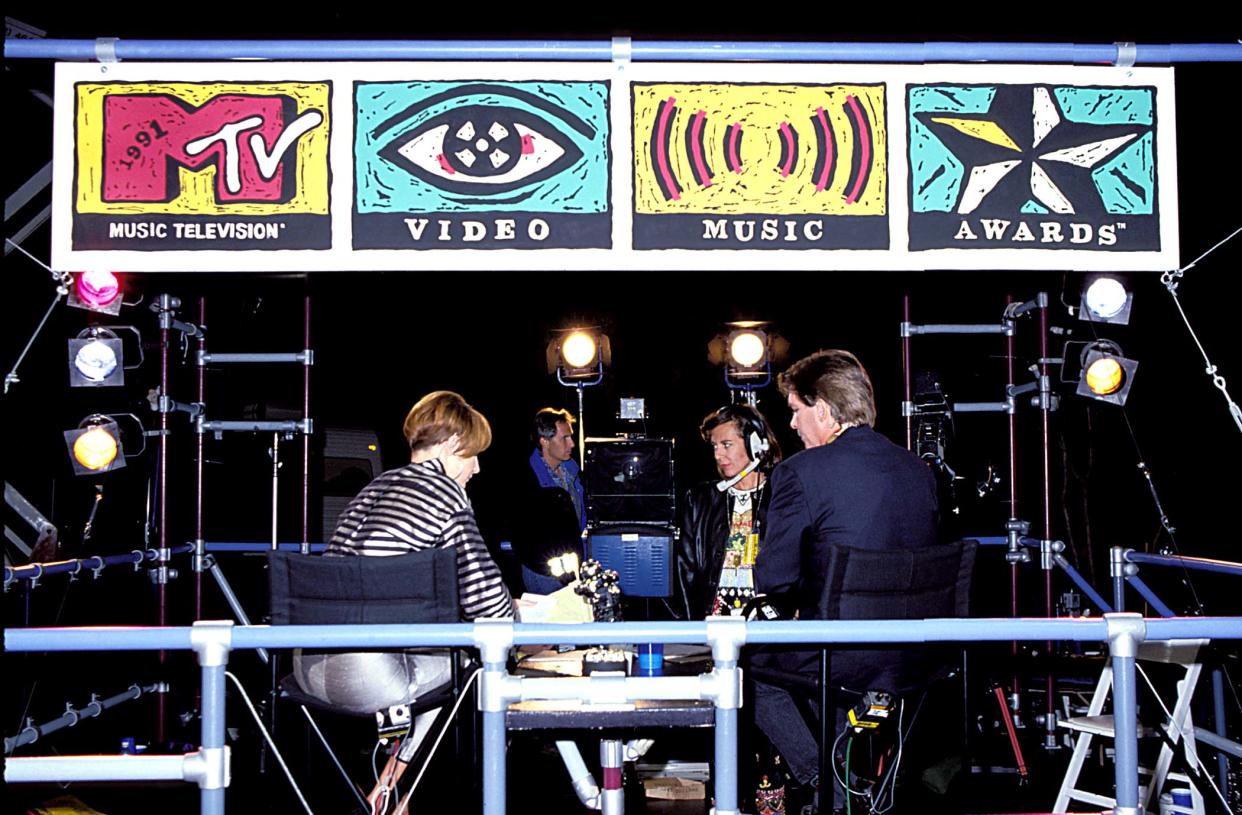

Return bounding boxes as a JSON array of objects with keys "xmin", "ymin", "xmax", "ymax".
[
  {"xmin": 577, "ymin": 383, "xmax": 586, "ymax": 469},
  {"xmin": 902, "ymin": 292, "xmax": 1066, "ymax": 751},
  {"xmin": 557, "ymin": 362, "xmax": 602, "ymax": 470},
  {"xmin": 150, "ymin": 294, "xmax": 205, "ymax": 743}
]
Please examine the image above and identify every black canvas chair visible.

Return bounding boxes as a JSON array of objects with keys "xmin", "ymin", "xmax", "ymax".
[
  {"xmin": 267, "ymin": 548, "xmax": 477, "ymax": 812},
  {"xmin": 750, "ymin": 538, "xmax": 977, "ymax": 804}
]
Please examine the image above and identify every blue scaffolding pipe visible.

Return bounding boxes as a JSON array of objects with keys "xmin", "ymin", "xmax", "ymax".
[
  {"xmin": 1125, "ymin": 550, "xmax": 1242, "ymax": 577},
  {"xmin": 8, "ymin": 616, "xmax": 1242, "ymax": 654},
  {"xmin": 4, "ymin": 543, "xmax": 196, "ymax": 588},
  {"xmin": 1126, "ymin": 575, "xmax": 1178, "ymax": 618},
  {"xmin": 1053, "ymin": 554, "xmax": 1114, "ymax": 613},
  {"xmin": 5, "ymin": 38, "xmax": 1242, "ymax": 64},
  {"xmin": 203, "ymin": 542, "xmax": 327, "ymax": 553},
  {"xmin": 967, "ymin": 536, "xmax": 1040, "ymax": 547},
  {"xmin": 5, "ymin": 683, "xmax": 159, "ymax": 754}
]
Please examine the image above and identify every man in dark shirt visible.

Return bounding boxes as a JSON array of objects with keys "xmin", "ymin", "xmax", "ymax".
[
  {"xmin": 752, "ymin": 349, "xmax": 938, "ymax": 803},
  {"xmin": 513, "ymin": 407, "xmax": 586, "ymax": 594}
]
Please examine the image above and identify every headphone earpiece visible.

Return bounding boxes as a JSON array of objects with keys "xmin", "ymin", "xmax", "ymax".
[
  {"xmin": 748, "ymin": 429, "xmax": 770, "ymax": 460},
  {"xmin": 735, "ymin": 406, "xmax": 769, "ymax": 462}
]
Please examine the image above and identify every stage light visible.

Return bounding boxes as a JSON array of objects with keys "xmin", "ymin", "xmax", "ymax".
[
  {"xmin": 729, "ymin": 330, "xmax": 767, "ymax": 368},
  {"xmin": 708, "ymin": 321, "xmax": 789, "ymax": 397},
  {"xmin": 562, "ymin": 331, "xmax": 598, "ymax": 369},
  {"xmin": 1078, "ymin": 274, "xmax": 1132, "ymax": 325},
  {"xmin": 547, "ymin": 328, "xmax": 611, "ymax": 385},
  {"xmin": 68, "ymin": 328, "xmax": 123, "ymax": 387},
  {"xmin": 1076, "ymin": 341, "xmax": 1138, "ymax": 405},
  {"xmin": 68, "ymin": 271, "xmax": 123, "ymax": 316},
  {"xmin": 64, "ymin": 415, "xmax": 126, "ymax": 475}
]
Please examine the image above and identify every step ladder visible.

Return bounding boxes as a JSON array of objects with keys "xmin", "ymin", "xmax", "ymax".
[{"xmin": 1054, "ymin": 638, "xmax": 1208, "ymax": 814}]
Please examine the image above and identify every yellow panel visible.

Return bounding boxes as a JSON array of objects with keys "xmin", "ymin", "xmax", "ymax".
[{"xmin": 634, "ymin": 84, "xmax": 886, "ymax": 215}]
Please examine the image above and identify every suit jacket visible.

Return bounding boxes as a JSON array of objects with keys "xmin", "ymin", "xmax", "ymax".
[{"xmin": 756, "ymin": 424, "xmax": 938, "ymax": 623}]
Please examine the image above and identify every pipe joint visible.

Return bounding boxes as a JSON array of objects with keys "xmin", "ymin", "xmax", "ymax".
[
  {"xmin": 183, "ymin": 746, "xmax": 230, "ymax": 789},
  {"xmin": 471, "ymin": 618, "xmax": 514, "ymax": 666},
  {"xmin": 1114, "ymin": 42, "xmax": 1138, "ymax": 68},
  {"xmin": 1104, "ymin": 612, "xmax": 1146, "ymax": 660},
  {"xmin": 1110, "ymin": 547, "xmax": 1128, "ymax": 578},
  {"xmin": 706, "ymin": 616, "xmax": 747, "ymax": 664},
  {"xmin": 190, "ymin": 620, "xmax": 234, "ymax": 668},
  {"xmin": 705, "ymin": 665, "xmax": 744, "ymax": 710},
  {"xmin": 480, "ymin": 671, "xmax": 522, "ymax": 713}
]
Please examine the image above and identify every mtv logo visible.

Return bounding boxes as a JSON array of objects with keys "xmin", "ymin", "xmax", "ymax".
[{"xmin": 75, "ymin": 82, "xmax": 331, "ymax": 216}]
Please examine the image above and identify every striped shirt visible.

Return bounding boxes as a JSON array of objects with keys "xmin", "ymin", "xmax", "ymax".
[{"xmin": 328, "ymin": 459, "xmax": 513, "ymax": 620}]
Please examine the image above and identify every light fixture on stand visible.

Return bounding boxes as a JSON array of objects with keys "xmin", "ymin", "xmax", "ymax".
[
  {"xmin": 547, "ymin": 328, "xmax": 611, "ymax": 468},
  {"xmin": 707, "ymin": 321, "xmax": 788, "ymax": 405}
]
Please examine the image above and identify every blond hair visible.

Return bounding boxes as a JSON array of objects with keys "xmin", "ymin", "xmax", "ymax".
[
  {"xmin": 777, "ymin": 349, "xmax": 876, "ymax": 428},
  {"xmin": 403, "ymin": 391, "xmax": 492, "ymax": 457}
]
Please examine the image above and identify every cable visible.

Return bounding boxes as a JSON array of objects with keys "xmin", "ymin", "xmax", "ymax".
[
  {"xmin": 371, "ymin": 737, "xmax": 384, "ymax": 783},
  {"xmin": 831, "ymin": 726, "xmax": 871, "ymax": 798},
  {"xmin": 1135, "ymin": 663, "xmax": 1232, "ymax": 813},
  {"xmin": 224, "ymin": 671, "xmax": 315, "ymax": 815},
  {"xmin": 845, "ymin": 735, "xmax": 853, "ymax": 815},
  {"xmin": 870, "ymin": 698, "xmax": 910, "ymax": 814},
  {"xmin": 1160, "ymin": 226, "xmax": 1242, "ymax": 435},
  {"xmin": 1077, "ymin": 306, "xmax": 1206, "ymax": 615},
  {"xmin": 3, "ymin": 240, "xmax": 71, "ymax": 395}
]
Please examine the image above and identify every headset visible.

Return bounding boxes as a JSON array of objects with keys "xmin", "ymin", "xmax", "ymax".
[{"xmin": 709, "ymin": 403, "xmax": 772, "ymax": 492}]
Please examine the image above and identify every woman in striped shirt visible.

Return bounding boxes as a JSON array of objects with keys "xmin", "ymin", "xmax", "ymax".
[
  {"xmin": 325, "ymin": 390, "xmax": 513, "ymax": 620},
  {"xmin": 293, "ymin": 391, "xmax": 512, "ymax": 810}
]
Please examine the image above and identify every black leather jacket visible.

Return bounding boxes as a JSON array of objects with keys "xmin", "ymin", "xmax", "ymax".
[{"xmin": 674, "ymin": 478, "xmax": 771, "ymax": 620}]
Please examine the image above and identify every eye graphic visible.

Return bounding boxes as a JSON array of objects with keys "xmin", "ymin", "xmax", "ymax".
[
  {"xmin": 371, "ymin": 84, "xmax": 594, "ymax": 200},
  {"xmin": 387, "ymin": 106, "xmax": 578, "ymax": 194}
]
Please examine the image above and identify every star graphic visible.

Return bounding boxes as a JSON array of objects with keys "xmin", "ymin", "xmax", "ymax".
[{"xmin": 916, "ymin": 86, "xmax": 1148, "ymax": 216}]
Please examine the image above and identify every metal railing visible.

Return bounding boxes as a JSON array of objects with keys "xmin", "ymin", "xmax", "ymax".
[{"xmin": 6, "ymin": 615, "xmax": 1241, "ymax": 815}]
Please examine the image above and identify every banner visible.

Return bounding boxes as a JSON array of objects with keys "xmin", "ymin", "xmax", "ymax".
[{"xmin": 52, "ymin": 61, "xmax": 1177, "ymax": 271}]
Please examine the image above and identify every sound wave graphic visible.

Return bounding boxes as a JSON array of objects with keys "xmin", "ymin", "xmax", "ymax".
[{"xmin": 635, "ymin": 84, "xmax": 886, "ymax": 216}]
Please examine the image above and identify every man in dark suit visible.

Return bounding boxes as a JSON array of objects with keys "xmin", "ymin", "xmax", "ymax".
[{"xmin": 752, "ymin": 349, "xmax": 938, "ymax": 808}]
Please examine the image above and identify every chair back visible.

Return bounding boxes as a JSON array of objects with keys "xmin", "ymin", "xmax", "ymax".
[
  {"xmin": 818, "ymin": 539, "xmax": 977, "ymax": 694},
  {"xmin": 268, "ymin": 548, "xmax": 460, "ymax": 625},
  {"xmin": 822, "ymin": 539, "xmax": 976, "ymax": 622}
]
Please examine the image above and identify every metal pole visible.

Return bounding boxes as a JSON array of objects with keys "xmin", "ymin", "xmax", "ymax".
[
  {"xmin": 1006, "ymin": 294, "xmax": 1023, "ymax": 712},
  {"xmin": 714, "ymin": 687, "xmax": 740, "ymax": 815},
  {"xmin": 1107, "ymin": 614, "xmax": 1145, "ymax": 815},
  {"xmin": 1038, "ymin": 293, "xmax": 1056, "ymax": 748},
  {"xmin": 157, "ymin": 294, "xmax": 171, "ymax": 744},
  {"xmin": 6, "ymin": 38, "xmax": 1242, "ymax": 64},
  {"xmin": 1212, "ymin": 669, "xmax": 1230, "ymax": 797},
  {"xmin": 599, "ymin": 739, "xmax": 625, "ymax": 815},
  {"xmin": 195, "ymin": 297, "xmax": 207, "ymax": 620},
  {"xmin": 270, "ymin": 433, "xmax": 280, "ymax": 551},
  {"xmin": 576, "ymin": 384, "xmax": 586, "ymax": 470},
  {"xmin": 1112, "ymin": 547, "xmax": 1128, "ymax": 613},
  {"xmin": 192, "ymin": 621, "xmax": 233, "ymax": 815},
  {"xmin": 903, "ymin": 295, "xmax": 912, "ymax": 450},
  {"xmin": 301, "ymin": 295, "xmax": 311, "ymax": 554}
]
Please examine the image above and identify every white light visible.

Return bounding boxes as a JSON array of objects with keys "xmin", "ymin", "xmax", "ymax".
[
  {"xmin": 1084, "ymin": 277, "xmax": 1128, "ymax": 319},
  {"xmin": 74, "ymin": 340, "xmax": 119, "ymax": 382},
  {"xmin": 562, "ymin": 332, "xmax": 597, "ymax": 369},
  {"xmin": 729, "ymin": 331, "xmax": 766, "ymax": 367}
]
